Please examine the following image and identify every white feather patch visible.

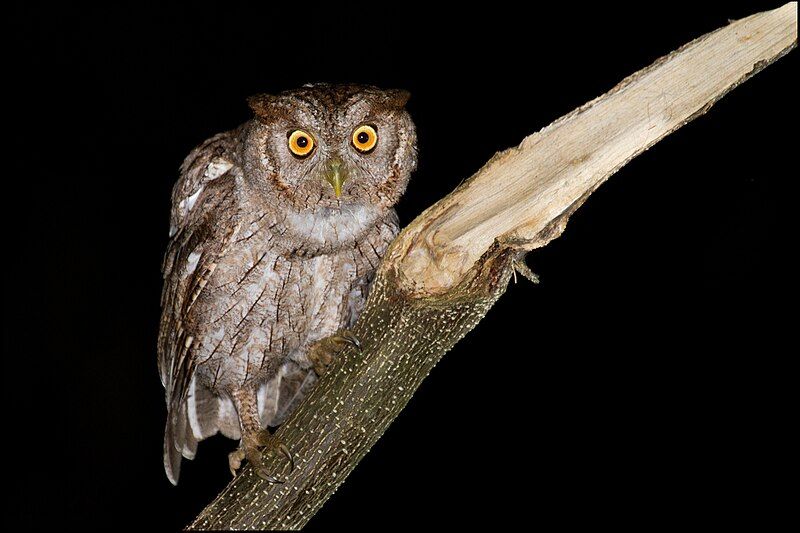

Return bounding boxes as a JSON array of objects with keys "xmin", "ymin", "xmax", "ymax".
[
  {"xmin": 205, "ymin": 159, "xmax": 234, "ymax": 180},
  {"xmin": 187, "ymin": 376, "xmax": 203, "ymax": 440},
  {"xmin": 186, "ymin": 250, "xmax": 201, "ymax": 274},
  {"xmin": 184, "ymin": 187, "xmax": 203, "ymax": 212},
  {"xmin": 285, "ymin": 204, "xmax": 379, "ymax": 247},
  {"xmin": 181, "ymin": 428, "xmax": 196, "ymax": 460},
  {"xmin": 217, "ymin": 396, "xmax": 241, "ymax": 439}
]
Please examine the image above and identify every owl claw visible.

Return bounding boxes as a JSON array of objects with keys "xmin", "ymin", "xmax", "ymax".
[
  {"xmin": 228, "ymin": 449, "xmax": 246, "ymax": 477},
  {"xmin": 308, "ymin": 329, "xmax": 362, "ymax": 376},
  {"xmin": 277, "ymin": 441, "xmax": 295, "ymax": 472},
  {"xmin": 228, "ymin": 430, "xmax": 293, "ymax": 483},
  {"xmin": 255, "ymin": 468, "xmax": 284, "ymax": 484},
  {"xmin": 339, "ymin": 330, "xmax": 362, "ymax": 352},
  {"xmin": 255, "ymin": 429, "xmax": 295, "ymax": 473}
]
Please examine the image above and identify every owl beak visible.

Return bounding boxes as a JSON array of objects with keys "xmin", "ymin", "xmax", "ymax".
[{"xmin": 325, "ymin": 158, "xmax": 347, "ymax": 198}]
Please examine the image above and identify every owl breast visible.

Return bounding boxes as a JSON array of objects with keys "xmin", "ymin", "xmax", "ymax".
[
  {"xmin": 279, "ymin": 202, "xmax": 388, "ymax": 254},
  {"xmin": 187, "ymin": 203, "xmax": 393, "ymax": 394}
]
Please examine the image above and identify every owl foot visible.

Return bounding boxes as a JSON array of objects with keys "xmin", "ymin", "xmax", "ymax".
[
  {"xmin": 256, "ymin": 429, "xmax": 295, "ymax": 473},
  {"xmin": 308, "ymin": 329, "xmax": 362, "ymax": 376},
  {"xmin": 228, "ymin": 429, "xmax": 294, "ymax": 483},
  {"xmin": 228, "ymin": 448, "xmax": 247, "ymax": 477}
]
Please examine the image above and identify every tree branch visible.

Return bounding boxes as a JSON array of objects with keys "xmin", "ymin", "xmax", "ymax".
[{"xmin": 188, "ymin": 4, "xmax": 796, "ymax": 529}]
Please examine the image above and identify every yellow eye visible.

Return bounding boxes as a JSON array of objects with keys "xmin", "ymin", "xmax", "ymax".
[
  {"xmin": 288, "ymin": 130, "xmax": 315, "ymax": 157},
  {"xmin": 352, "ymin": 124, "xmax": 378, "ymax": 153}
]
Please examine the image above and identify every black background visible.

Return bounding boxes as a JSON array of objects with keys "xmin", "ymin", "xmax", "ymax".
[{"xmin": 7, "ymin": 2, "xmax": 795, "ymax": 530}]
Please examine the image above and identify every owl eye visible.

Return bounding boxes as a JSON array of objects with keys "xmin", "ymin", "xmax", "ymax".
[
  {"xmin": 288, "ymin": 130, "xmax": 315, "ymax": 157},
  {"xmin": 352, "ymin": 124, "xmax": 378, "ymax": 153}
]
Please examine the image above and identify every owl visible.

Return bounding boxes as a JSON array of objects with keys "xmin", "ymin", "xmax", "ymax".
[{"xmin": 158, "ymin": 84, "xmax": 417, "ymax": 484}]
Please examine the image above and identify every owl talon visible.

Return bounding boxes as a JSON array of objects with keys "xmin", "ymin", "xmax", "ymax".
[
  {"xmin": 277, "ymin": 442, "xmax": 295, "ymax": 472},
  {"xmin": 308, "ymin": 329, "xmax": 361, "ymax": 376},
  {"xmin": 308, "ymin": 346, "xmax": 334, "ymax": 376},
  {"xmin": 255, "ymin": 429, "xmax": 295, "ymax": 472},
  {"xmin": 228, "ymin": 449, "xmax": 246, "ymax": 477},
  {"xmin": 339, "ymin": 329, "xmax": 362, "ymax": 352},
  {"xmin": 256, "ymin": 468, "xmax": 284, "ymax": 484},
  {"xmin": 227, "ymin": 430, "xmax": 292, "ymax": 483}
]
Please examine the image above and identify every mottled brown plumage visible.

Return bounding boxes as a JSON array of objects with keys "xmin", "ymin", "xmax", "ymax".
[{"xmin": 158, "ymin": 84, "xmax": 417, "ymax": 484}]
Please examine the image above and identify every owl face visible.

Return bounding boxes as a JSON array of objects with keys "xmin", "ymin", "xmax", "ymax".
[{"xmin": 242, "ymin": 85, "xmax": 417, "ymax": 214}]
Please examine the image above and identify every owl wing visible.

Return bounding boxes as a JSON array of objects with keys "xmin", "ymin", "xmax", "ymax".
[{"xmin": 158, "ymin": 129, "xmax": 242, "ymax": 485}]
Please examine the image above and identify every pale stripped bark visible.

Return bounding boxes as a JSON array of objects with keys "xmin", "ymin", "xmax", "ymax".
[{"xmin": 188, "ymin": 4, "xmax": 796, "ymax": 529}]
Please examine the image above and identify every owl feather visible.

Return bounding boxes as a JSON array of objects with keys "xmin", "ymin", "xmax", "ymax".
[{"xmin": 158, "ymin": 84, "xmax": 417, "ymax": 484}]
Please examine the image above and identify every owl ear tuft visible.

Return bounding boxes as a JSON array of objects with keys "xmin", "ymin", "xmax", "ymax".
[
  {"xmin": 383, "ymin": 89, "xmax": 411, "ymax": 108},
  {"xmin": 247, "ymin": 93, "xmax": 277, "ymax": 118}
]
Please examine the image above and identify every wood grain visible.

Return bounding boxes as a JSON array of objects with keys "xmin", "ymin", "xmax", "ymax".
[{"xmin": 390, "ymin": 2, "xmax": 797, "ymax": 296}]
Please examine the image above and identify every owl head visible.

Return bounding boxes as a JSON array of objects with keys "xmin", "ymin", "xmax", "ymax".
[{"xmin": 241, "ymin": 84, "xmax": 417, "ymax": 216}]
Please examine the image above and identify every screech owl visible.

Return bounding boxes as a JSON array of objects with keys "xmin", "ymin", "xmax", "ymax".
[{"xmin": 158, "ymin": 84, "xmax": 417, "ymax": 484}]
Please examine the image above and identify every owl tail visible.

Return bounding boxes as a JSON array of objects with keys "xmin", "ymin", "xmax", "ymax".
[
  {"xmin": 163, "ymin": 376, "xmax": 223, "ymax": 485},
  {"xmin": 163, "ymin": 411, "xmax": 187, "ymax": 486}
]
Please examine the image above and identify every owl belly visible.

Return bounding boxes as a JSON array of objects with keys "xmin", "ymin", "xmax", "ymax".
[{"xmin": 191, "ymin": 235, "xmax": 359, "ymax": 394}]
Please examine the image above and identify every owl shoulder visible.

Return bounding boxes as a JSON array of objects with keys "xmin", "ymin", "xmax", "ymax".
[{"xmin": 169, "ymin": 126, "xmax": 245, "ymax": 239}]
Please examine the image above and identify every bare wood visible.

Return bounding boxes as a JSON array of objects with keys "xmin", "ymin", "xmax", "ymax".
[
  {"xmin": 188, "ymin": 4, "xmax": 796, "ymax": 530},
  {"xmin": 390, "ymin": 2, "xmax": 797, "ymax": 296}
]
